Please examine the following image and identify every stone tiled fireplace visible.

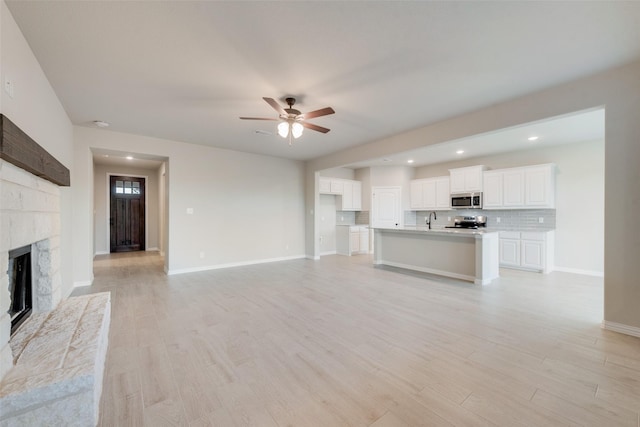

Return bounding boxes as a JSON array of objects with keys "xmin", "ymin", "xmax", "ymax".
[
  {"xmin": 0, "ymin": 159, "xmax": 63, "ymax": 379},
  {"xmin": 0, "ymin": 115, "xmax": 110, "ymax": 426}
]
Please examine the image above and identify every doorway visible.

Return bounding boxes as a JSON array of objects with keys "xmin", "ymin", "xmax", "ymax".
[
  {"xmin": 110, "ymin": 175, "xmax": 145, "ymax": 252},
  {"xmin": 371, "ymin": 186, "xmax": 402, "ymax": 228}
]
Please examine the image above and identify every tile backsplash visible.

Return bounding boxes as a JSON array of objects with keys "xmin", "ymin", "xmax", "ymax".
[
  {"xmin": 336, "ymin": 211, "xmax": 356, "ymax": 225},
  {"xmin": 355, "ymin": 211, "xmax": 370, "ymax": 225},
  {"xmin": 336, "ymin": 211, "xmax": 370, "ymax": 225},
  {"xmin": 412, "ymin": 209, "xmax": 556, "ymax": 230}
]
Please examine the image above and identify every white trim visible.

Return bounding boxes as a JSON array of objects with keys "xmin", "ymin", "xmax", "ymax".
[
  {"xmin": 553, "ymin": 266, "xmax": 604, "ymax": 278},
  {"xmin": 307, "ymin": 255, "xmax": 320, "ymax": 260},
  {"xmin": 146, "ymin": 247, "xmax": 160, "ymax": 252},
  {"xmin": 602, "ymin": 321, "xmax": 640, "ymax": 338},
  {"xmin": 375, "ymin": 260, "xmax": 476, "ymax": 284},
  {"xmin": 167, "ymin": 254, "xmax": 306, "ymax": 276},
  {"xmin": 106, "ymin": 173, "xmax": 149, "ymax": 253},
  {"xmin": 94, "ymin": 251, "xmax": 109, "ymax": 257},
  {"xmin": 73, "ymin": 280, "xmax": 93, "ymax": 288},
  {"xmin": 320, "ymin": 251, "xmax": 337, "ymax": 256}
]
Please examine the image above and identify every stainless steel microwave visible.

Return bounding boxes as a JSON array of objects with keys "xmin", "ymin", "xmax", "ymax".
[{"xmin": 451, "ymin": 192, "xmax": 483, "ymax": 209}]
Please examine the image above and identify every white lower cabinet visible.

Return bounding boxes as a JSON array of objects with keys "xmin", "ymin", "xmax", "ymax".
[
  {"xmin": 337, "ymin": 226, "xmax": 369, "ymax": 255},
  {"xmin": 499, "ymin": 231, "xmax": 554, "ymax": 273}
]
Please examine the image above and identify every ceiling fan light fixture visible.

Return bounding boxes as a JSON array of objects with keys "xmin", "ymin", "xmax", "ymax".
[
  {"xmin": 291, "ymin": 122, "xmax": 304, "ymax": 139},
  {"xmin": 277, "ymin": 121, "xmax": 290, "ymax": 138}
]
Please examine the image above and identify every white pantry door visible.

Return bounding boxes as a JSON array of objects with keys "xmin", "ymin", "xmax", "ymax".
[{"xmin": 371, "ymin": 187, "xmax": 402, "ymax": 228}]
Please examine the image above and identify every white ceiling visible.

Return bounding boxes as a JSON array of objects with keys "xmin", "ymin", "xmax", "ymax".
[
  {"xmin": 6, "ymin": 2, "xmax": 640, "ymax": 162},
  {"xmin": 346, "ymin": 108, "xmax": 605, "ymax": 169}
]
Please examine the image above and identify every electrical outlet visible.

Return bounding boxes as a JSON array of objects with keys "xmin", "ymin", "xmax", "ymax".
[
  {"xmin": 4, "ymin": 79, "xmax": 14, "ymax": 99},
  {"xmin": 199, "ymin": 251, "xmax": 205, "ymax": 259},
  {"xmin": 538, "ymin": 217, "xmax": 544, "ymax": 224},
  {"xmin": 186, "ymin": 208, "xmax": 194, "ymax": 214},
  {"xmin": 447, "ymin": 216, "xmax": 451, "ymax": 221},
  {"xmin": 497, "ymin": 217, "xmax": 501, "ymax": 223}
]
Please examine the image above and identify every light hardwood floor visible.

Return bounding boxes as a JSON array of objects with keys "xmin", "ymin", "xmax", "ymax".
[{"xmin": 73, "ymin": 252, "xmax": 640, "ymax": 426}]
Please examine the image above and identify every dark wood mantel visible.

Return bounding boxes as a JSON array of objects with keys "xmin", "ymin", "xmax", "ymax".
[{"xmin": 0, "ymin": 114, "xmax": 70, "ymax": 186}]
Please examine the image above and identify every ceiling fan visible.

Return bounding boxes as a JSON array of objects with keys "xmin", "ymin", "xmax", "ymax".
[{"xmin": 240, "ymin": 97, "xmax": 335, "ymax": 145}]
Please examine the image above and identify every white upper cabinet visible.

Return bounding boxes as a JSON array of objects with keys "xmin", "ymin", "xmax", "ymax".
[
  {"xmin": 320, "ymin": 177, "xmax": 362, "ymax": 211},
  {"xmin": 449, "ymin": 166, "xmax": 487, "ymax": 193},
  {"xmin": 482, "ymin": 171, "xmax": 503, "ymax": 208},
  {"xmin": 319, "ymin": 177, "xmax": 343, "ymax": 195},
  {"xmin": 525, "ymin": 165, "xmax": 555, "ymax": 208},
  {"xmin": 482, "ymin": 164, "xmax": 555, "ymax": 209},
  {"xmin": 319, "ymin": 177, "xmax": 331, "ymax": 194},
  {"xmin": 337, "ymin": 179, "xmax": 362, "ymax": 211},
  {"xmin": 409, "ymin": 176, "xmax": 450, "ymax": 210},
  {"xmin": 503, "ymin": 169, "xmax": 525, "ymax": 207},
  {"xmin": 435, "ymin": 178, "xmax": 450, "ymax": 209}
]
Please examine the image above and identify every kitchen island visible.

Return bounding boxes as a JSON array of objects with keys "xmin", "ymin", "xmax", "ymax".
[{"xmin": 372, "ymin": 227, "xmax": 499, "ymax": 285}]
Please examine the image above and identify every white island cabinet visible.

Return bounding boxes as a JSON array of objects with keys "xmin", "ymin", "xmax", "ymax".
[{"xmin": 373, "ymin": 227, "xmax": 499, "ymax": 285}]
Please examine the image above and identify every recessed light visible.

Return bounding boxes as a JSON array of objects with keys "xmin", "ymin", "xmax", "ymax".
[
  {"xmin": 528, "ymin": 136, "xmax": 539, "ymax": 141},
  {"xmin": 126, "ymin": 156, "xmax": 133, "ymax": 160},
  {"xmin": 93, "ymin": 120, "xmax": 110, "ymax": 128},
  {"xmin": 456, "ymin": 150, "xmax": 465, "ymax": 155},
  {"xmin": 407, "ymin": 159, "xmax": 414, "ymax": 164}
]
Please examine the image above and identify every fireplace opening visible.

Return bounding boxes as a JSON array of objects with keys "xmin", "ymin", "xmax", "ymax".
[{"xmin": 8, "ymin": 244, "xmax": 33, "ymax": 335}]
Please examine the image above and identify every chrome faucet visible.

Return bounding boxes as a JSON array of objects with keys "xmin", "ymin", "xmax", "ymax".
[{"xmin": 426, "ymin": 211, "xmax": 437, "ymax": 229}]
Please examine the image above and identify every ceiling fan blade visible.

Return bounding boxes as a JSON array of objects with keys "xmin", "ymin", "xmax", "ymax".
[
  {"xmin": 302, "ymin": 122, "xmax": 331, "ymax": 134},
  {"xmin": 263, "ymin": 97, "xmax": 287, "ymax": 116},
  {"xmin": 239, "ymin": 117, "xmax": 278, "ymax": 121},
  {"xmin": 302, "ymin": 107, "xmax": 335, "ymax": 120}
]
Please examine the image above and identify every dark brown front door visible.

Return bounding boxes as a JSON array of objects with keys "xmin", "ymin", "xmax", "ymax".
[{"xmin": 110, "ymin": 176, "xmax": 145, "ymax": 253}]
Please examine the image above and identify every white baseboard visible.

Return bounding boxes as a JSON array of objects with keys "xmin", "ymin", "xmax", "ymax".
[
  {"xmin": 306, "ymin": 255, "xmax": 320, "ymax": 260},
  {"xmin": 167, "ymin": 254, "xmax": 306, "ymax": 275},
  {"xmin": 377, "ymin": 260, "xmax": 476, "ymax": 284},
  {"xmin": 602, "ymin": 321, "xmax": 640, "ymax": 338},
  {"xmin": 320, "ymin": 251, "xmax": 337, "ymax": 256},
  {"xmin": 73, "ymin": 280, "xmax": 93, "ymax": 288},
  {"xmin": 146, "ymin": 247, "xmax": 160, "ymax": 252},
  {"xmin": 553, "ymin": 266, "xmax": 604, "ymax": 278},
  {"xmin": 94, "ymin": 251, "xmax": 109, "ymax": 257}
]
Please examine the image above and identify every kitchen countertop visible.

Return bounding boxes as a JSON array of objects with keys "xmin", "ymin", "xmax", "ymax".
[{"xmin": 373, "ymin": 226, "xmax": 498, "ymax": 236}]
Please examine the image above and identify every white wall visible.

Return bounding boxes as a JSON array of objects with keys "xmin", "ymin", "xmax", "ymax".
[
  {"xmin": 319, "ymin": 167, "xmax": 355, "ymax": 180},
  {"xmin": 306, "ymin": 60, "xmax": 640, "ymax": 334},
  {"xmin": 319, "ymin": 195, "xmax": 337, "ymax": 255},
  {"xmin": 93, "ymin": 163, "xmax": 161, "ymax": 255},
  {"xmin": 74, "ymin": 126, "xmax": 306, "ymax": 278},
  {"xmin": 0, "ymin": 1, "xmax": 74, "ymax": 298},
  {"xmin": 413, "ymin": 139, "xmax": 604, "ymax": 274},
  {"xmin": 370, "ymin": 166, "xmax": 414, "ymax": 212}
]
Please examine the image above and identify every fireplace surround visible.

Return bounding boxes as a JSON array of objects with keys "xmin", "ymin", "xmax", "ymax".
[
  {"xmin": 0, "ymin": 114, "xmax": 70, "ymax": 381},
  {"xmin": 8, "ymin": 244, "xmax": 33, "ymax": 335}
]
